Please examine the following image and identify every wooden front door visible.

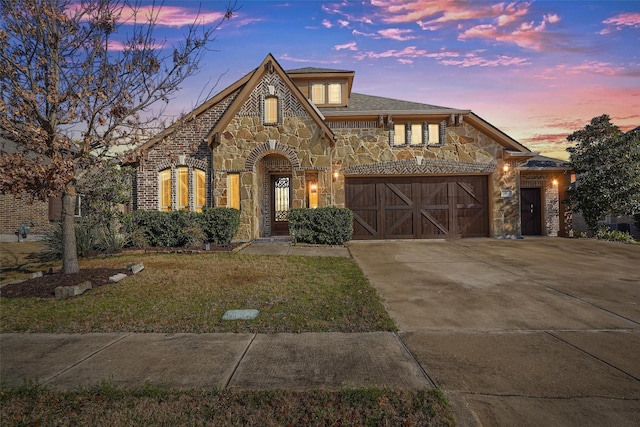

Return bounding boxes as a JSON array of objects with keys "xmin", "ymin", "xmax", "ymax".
[
  {"xmin": 521, "ymin": 188, "xmax": 542, "ymax": 235},
  {"xmin": 346, "ymin": 176, "xmax": 489, "ymax": 239},
  {"xmin": 270, "ymin": 174, "xmax": 291, "ymax": 236}
]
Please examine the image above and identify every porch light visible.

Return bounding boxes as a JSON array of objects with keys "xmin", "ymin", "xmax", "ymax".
[
  {"xmin": 502, "ymin": 163, "xmax": 510, "ymax": 173},
  {"xmin": 552, "ymin": 179, "xmax": 558, "ymax": 186},
  {"xmin": 333, "ymin": 171, "xmax": 339, "ymax": 181}
]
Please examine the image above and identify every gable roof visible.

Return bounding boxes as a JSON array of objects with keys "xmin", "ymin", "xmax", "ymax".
[
  {"xmin": 521, "ymin": 154, "xmax": 571, "ymax": 171},
  {"xmin": 128, "ymin": 54, "xmax": 336, "ymax": 160},
  {"xmin": 207, "ymin": 54, "xmax": 335, "ymax": 145}
]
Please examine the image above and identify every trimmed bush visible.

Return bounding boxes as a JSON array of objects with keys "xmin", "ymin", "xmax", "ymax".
[
  {"xmin": 289, "ymin": 207, "xmax": 353, "ymax": 245},
  {"xmin": 198, "ymin": 208, "xmax": 240, "ymax": 244},
  {"xmin": 123, "ymin": 210, "xmax": 200, "ymax": 247},
  {"xmin": 122, "ymin": 208, "xmax": 240, "ymax": 247}
]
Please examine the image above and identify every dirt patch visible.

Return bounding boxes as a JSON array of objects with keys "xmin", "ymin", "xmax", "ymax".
[{"xmin": 0, "ymin": 268, "xmax": 128, "ymax": 299}]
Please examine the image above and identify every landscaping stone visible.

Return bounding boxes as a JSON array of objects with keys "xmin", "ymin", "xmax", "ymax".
[
  {"xmin": 222, "ymin": 309, "xmax": 260, "ymax": 320},
  {"xmin": 109, "ymin": 273, "xmax": 128, "ymax": 283},
  {"xmin": 29, "ymin": 271, "xmax": 43, "ymax": 279},
  {"xmin": 128, "ymin": 263, "xmax": 144, "ymax": 274},
  {"xmin": 55, "ymin": 281, "xmax": 92, "ymax": 299}
]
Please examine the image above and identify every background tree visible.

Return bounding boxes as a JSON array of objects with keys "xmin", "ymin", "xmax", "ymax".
[
  {"xmin": 0, "ymin": 0, "xmax": 236, "ymax": 273},
  {"xmin": 567, "ymin": 115, "xmax": 640, "ymax": 232}
]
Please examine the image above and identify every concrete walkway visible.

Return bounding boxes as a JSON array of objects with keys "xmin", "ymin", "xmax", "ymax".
[{"xmin": 1, "ymin": 332, "xmax": 430, "ymax": 390}]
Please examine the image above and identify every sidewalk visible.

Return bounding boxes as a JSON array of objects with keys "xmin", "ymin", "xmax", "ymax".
[{"xmin": 1, "ymin": 332, "xmax": 431, "ymax": 390}]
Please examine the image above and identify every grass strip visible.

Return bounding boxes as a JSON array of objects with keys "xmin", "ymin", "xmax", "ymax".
[{"xmin": 0, "ymin": 382, "xmax": 454, "ymax": 426}]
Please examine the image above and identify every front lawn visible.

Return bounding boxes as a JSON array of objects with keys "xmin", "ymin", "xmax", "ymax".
[{"xmin": 0, "ymin": 251, "xmax": 396, "ymax": 333}]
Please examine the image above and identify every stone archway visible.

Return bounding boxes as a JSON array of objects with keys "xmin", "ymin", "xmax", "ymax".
[{"xmin": 245, "ymin": 141, "xmax": 300, "ymax": 172}]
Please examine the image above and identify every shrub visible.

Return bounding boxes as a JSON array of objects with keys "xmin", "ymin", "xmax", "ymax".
[
  {"xmin": 595, "ymin": 226, "xmax": 637, "ymax": 244},
  {"xmin": 122, "ymin": 210, "xmax": 200, "ymax": 247},
  {"xmin": 289, "ymin": 207, "xmax": 353, "ymax": 245},
  {"xmin": 122, "ymin": 208, "xmax": 240, "ymax": 247},
  {"xmin": 197, "ymin": 208, "xmax": 240, "ymax": 244}
]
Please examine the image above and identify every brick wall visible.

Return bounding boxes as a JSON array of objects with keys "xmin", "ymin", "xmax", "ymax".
[{"xmin": 0, "ymin": 193, "xmax": 53, "ymax": 235}]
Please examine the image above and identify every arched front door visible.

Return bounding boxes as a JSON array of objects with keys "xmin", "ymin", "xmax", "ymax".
[{"xmin": 271, "ymin": 174, "xmax": 291, "ymax": 236}]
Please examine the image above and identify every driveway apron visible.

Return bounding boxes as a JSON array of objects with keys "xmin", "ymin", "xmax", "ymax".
[{"xmin": 348, "ymin": 238, "xmax": 640, "ymax": 427}]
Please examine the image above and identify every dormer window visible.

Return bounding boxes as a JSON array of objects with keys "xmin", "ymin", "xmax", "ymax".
[
  {"xmin": 311, "ymin": 84, "xmax": 325, "ymax": 104},
  {"xmin": 310, "ymin": 83, "xmax": 342, "ymax": 105}
]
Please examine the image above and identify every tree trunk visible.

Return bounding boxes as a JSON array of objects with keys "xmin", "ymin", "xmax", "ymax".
[{"xmin": 61, "ymin": 189, "xmax": 80, "ymax": 274}]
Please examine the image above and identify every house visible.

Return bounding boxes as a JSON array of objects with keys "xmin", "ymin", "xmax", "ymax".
[{"xmin": 126, "ymin": 53, "xmax": 572, "ymax": 241}]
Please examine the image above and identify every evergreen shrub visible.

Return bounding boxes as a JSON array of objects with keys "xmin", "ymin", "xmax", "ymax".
[{"xmin": 289, "ymin": 207, "xmax": 353, "ymax": 245}]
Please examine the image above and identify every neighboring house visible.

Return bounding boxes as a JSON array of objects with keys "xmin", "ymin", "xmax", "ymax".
[
  {"xmin": 126, "ymin": 53, "xmax": 571, "ymax": 241},
  {"xmin": 0, "ymin": 136, "xmax": 81, "ymax": 237}
]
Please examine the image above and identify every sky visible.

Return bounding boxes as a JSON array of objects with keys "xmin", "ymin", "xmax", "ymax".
[{"xmin": 122, "ymin": 0, "xmax": 639, "ymax": 160}]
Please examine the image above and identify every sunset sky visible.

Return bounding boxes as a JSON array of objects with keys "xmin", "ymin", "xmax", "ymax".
[{"xmin": 127, "ymin": 0, "xmax": 639, "ymax": 160}]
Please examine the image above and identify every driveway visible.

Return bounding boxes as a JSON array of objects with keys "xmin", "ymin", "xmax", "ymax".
[{"xmin": 348, "ymin": 238, "xmax": 640, "ymax": 427}]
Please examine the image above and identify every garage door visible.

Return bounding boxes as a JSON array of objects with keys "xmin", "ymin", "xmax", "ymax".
[{"xmin": 346, "ymin": 176, "xmax": 489, "ymax": 239}]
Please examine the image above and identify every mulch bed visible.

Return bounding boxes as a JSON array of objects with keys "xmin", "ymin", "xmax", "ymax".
[{"xmin": 0, "ymin": 268, "xmax": 129, "ymax": 299}]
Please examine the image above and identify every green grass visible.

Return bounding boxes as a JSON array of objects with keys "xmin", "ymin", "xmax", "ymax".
[
  {"xmin": 0, "ymin": 252, "xmax": 396, "ymax": 333},
  {"xmin": 0, "ymin": 382, "xmax": 454, "ymax": 426}
]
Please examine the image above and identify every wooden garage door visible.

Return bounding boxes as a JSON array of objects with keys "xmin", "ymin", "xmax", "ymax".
[{"xmin": 346, "ymin": 176, "xmax": 489, "ymax": 239}]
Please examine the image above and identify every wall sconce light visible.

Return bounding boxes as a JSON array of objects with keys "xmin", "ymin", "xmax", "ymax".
[
  {"xmin": 552, "ymin": 178, "xmax": 558, "ymax": 187},
  {"xmin": 502, "ymin": 163, "xmax": 510, "ymax": 173},
  {"xmin": 333, "ymin": 171, "xmax": 339, "ymax": 182}
]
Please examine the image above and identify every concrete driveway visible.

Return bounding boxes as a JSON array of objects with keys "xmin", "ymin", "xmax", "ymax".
[{"xmin": 348, "ymin": 238, "xmax": 640, "ymax": 427}]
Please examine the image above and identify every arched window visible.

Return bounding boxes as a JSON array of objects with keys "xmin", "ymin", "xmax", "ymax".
[{"xmin": 158, "ymin": 166, "xmax": 207, "ymax": 212}]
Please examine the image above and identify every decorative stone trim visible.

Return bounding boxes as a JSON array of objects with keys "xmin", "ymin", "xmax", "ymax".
[
  {"xmin": 245, "ymin": 141, "xmax": 301, "ymax": 171},
  {"xmin": 342, "ymin": 158, "xmax": 496, "ymax": 176}
]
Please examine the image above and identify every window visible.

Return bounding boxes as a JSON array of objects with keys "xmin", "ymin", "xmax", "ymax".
[
  {"xmin": 428, "ymin": 123, "xmax": 441, "ymax": 145},
  {"xmin": 158, "ymin": 166, "xmax": 206, "ymax": 212},
  {"xmin": 311, "ymin": 84, "xmax": 325, "ymax": 104},
  {"xmin": 264, "ymin": 96, "xmax": 278, "ymax": 124},
  {"xmin": 390, "ymin": 121, "xmax": 446, "ymax": 146},
  {"xmin": 177, "ymin": 167, "xmax": 189, "ymax": 210},
  {"xmin": 410, "ymin": 123, "xmax": 422, "ymax": 145},
  {"xmin": 393, "ymin": 124, "xmax": 406, "ymax": 145},
  {"xmin": 228, "ymin": 173, "xmax": 240, "ymax": 209},
  {"xmin": 159, "ymin": 169, "xmax": 172, "ymax": 212},
  {"xmin": 195, "ymin": 169, "xmax": 206, "ymax": 212},
  {"xmin": 328, "ymin": 83, "xmax": 341, "ymax": 104}
]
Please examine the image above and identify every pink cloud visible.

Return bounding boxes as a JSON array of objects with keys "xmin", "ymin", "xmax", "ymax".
[
  {"xmin": 117, "ymin": 5, "xmax": 227, "ymax": 28},
  {"xmin": 440, "ymin": 54, "xmax": 530, "ymax": 67},
  {"xmin": 335, "ymin": 41, "xmax": 358, "ymax": 51},
  {"xmin": 601, "ymin": 12, "xmax": 640, "ymax": 33},
  {"xmin": 322, "ymin": 19, "xmax": 333, "ymax": 28},
  {"xmin": 377, "ymin": 28, "xmax": 417, "ymax": 40},
  {"xmin": 354, "ymin": 46, "xmax": 427, "ymax": 63},
  {"xmin": 459, "ymin": 14, "xmax": 559, "ymax": 51}
]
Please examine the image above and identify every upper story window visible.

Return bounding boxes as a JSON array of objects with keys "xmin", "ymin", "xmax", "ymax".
[
  {"xmin": 264, "ymin": 96, "xmax": 278, "ymax": 124},
  {"xmin": 391, "ymin": 121, "xmax": 446, "ymax": 146},
  {"xmin": 328, "ymin": 83, "xmax": 341, "ymax": 104},
  {"xmin": 311, "ymin": 83, "xmax": 342, "ymax": 105},
  {"xmin": 159, "ymin": 166, "xmax": 206, "ymax": 212}
]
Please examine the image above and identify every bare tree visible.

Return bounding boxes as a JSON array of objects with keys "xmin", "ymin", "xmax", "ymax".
[{"xmin": 0, "ymin": 0, "xmax": 236, "ymax": 273}]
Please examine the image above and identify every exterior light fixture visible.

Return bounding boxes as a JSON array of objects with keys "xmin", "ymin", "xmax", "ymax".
[
  {"xmin": 333, "ymin": 171, "xmax": 339, "ymax": 181},
  {"xmin": 552, "ymin": 178, "xmax": 558, "ymax": 186},
  {"xmin": 502, "ymin": 163, "xmax": 510, "ymax": 173}
]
